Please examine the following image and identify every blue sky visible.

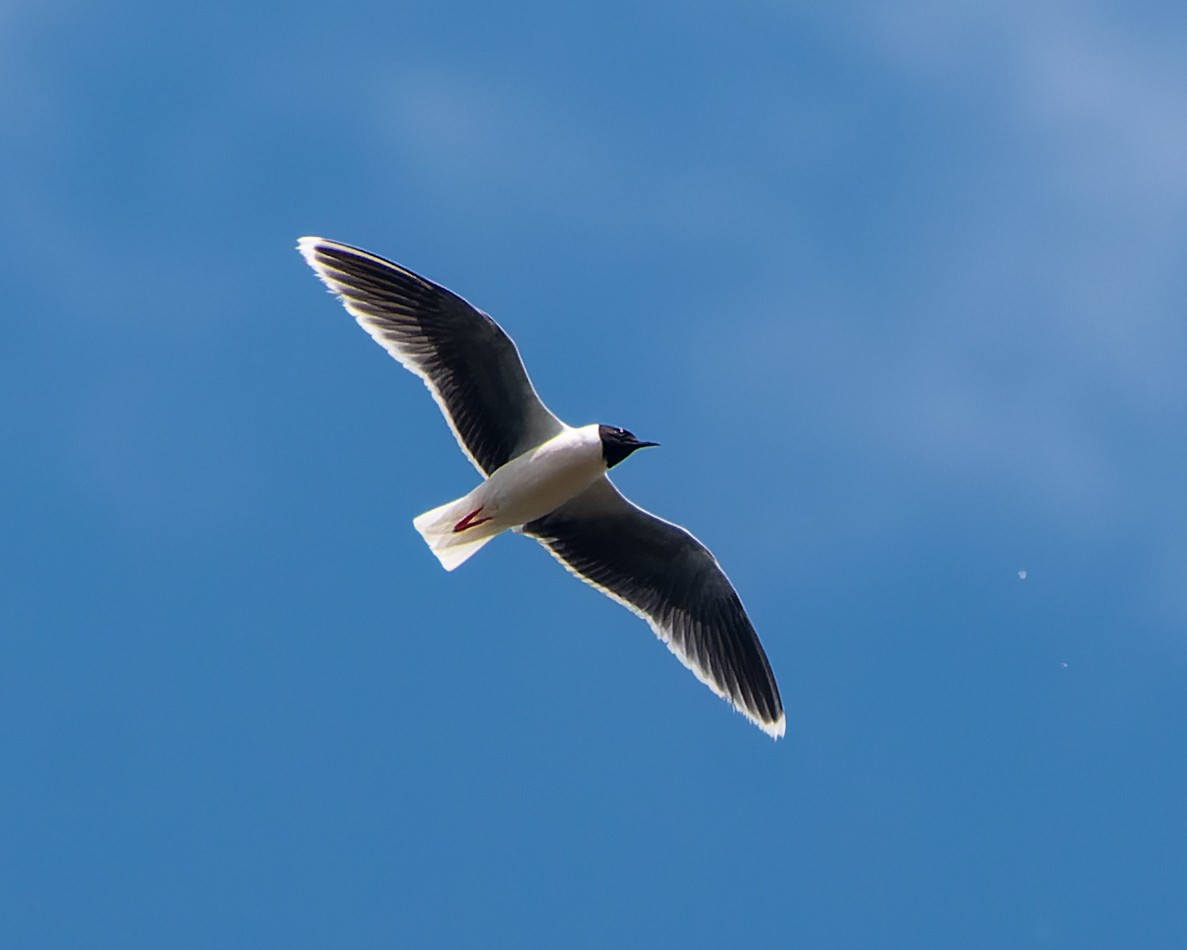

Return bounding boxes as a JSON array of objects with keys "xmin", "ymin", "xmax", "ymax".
[{"xmin": 4, "ymin": 1, "xmax": 1187, "ymax": 946}]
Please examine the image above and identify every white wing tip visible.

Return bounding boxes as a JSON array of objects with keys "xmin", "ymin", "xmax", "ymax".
[
  {"xmin": 297, "ymin": 235, "xmax": 330, "ymax": 275},
  {"xmin": 298, "ymin": 236, "xmax": 359, "ymax": 299},
  {"xmin": 297, "ymin": 235, "xmax": 333, "ymax": 270},
  {"xmin": 759, "ymin": 712, "xmax": 786, "ymax": 740}
]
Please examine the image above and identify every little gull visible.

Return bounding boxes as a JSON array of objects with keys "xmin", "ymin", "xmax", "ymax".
[{"xmin": 298, "ymin": 237, "xmax": 785, "ymax": 739}]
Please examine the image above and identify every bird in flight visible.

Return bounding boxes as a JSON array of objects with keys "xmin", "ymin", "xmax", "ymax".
[{"xmin": 298, "ymin": 237, "xmax": 784, "ymax": 738}]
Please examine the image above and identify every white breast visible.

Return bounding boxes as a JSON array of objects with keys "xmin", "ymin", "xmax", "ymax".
[{"xmin": 482, "ymin": 425, "xmax": 606, "ymax": 526}]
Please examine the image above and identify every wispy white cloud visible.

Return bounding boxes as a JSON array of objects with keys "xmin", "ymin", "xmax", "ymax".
[
  {"xmin": 1016, "ymin": 9, "xmax": 1187, "ymax": 209},
  {"xmin": 701, "ymin": 4, "xmax": 1187, "ymax": 617},
  {"xmin": 362, "ymin": 61, "xmax": 787, "ymax": 244},
  {"xmin": 855, "ymin": 6, "xmax": 1187, "ymax": 452}
]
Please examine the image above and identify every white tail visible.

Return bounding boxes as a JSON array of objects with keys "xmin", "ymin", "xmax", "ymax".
[{"xmin": 412, "ymin": 495, "xmax": 503, "ymax": 571}]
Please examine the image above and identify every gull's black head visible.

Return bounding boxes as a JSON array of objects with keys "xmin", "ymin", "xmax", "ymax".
[{"xmin": 598, "ymin": 425, "xmax": 660, "ymax": 469}]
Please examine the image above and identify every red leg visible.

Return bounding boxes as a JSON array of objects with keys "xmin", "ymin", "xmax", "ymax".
[{"xmin": 453, "ymin": 507, "xmax": 493, "ymax": 533}]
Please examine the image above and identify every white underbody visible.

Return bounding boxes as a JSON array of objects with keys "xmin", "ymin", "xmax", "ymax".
[{"xmin": 413, "ymin": 424, "xmax": 607, "ymax": 570}]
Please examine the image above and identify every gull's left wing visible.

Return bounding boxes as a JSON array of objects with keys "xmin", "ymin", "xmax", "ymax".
[{"xmin": 524, "ymin": 478, "xmax": 785, "ymax": 738}]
